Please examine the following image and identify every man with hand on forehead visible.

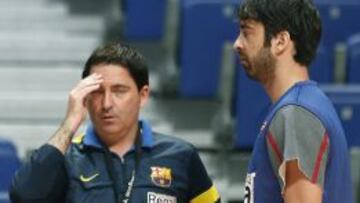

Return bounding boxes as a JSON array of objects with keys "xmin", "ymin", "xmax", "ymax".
[{"xmin": 10, "ymin": 43, "xmax": 221, "ymax": 203}]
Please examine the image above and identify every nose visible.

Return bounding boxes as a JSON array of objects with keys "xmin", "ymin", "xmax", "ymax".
[
  {"xmin": 233, "ymin": 36, "xmax": 243, "ymax": 52},
  {"xmin": 102, "ymin": 90, "xmax": 113, "ymax": 111}
]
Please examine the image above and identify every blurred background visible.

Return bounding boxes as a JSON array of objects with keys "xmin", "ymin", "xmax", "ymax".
[{"xmin": 0, "ymin": 0, "xmax": 360, "ymax": 202}]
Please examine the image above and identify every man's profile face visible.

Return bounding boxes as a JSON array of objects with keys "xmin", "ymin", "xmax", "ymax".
[
  {"xmin": 86, "ymin": 64, "xmax": 149, "ymax": 140},
  {"xmin": 233, "ymin": 19, "xmax": 276, "ymax": 83}
]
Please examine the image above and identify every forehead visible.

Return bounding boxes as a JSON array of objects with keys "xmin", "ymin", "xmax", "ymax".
[
  {"xmin": 240, "ymin": 19, "xmax": 264, "ymax": 29},
  {"xmin": 90, "ymin": 64, "xmax": 134, "ymax": 85}
]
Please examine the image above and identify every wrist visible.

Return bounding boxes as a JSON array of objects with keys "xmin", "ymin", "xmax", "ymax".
[{"xmin": 63, "ymin": 113, "xmax": 84, "ymax": 135}]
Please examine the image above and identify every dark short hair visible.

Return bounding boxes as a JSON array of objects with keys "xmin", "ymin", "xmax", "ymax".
[
  {"xmin": 238, "ymin": 0, "xmax": 322, "ymax": 67},
  {"xmin": 82, "ymin": 43, "xmax": 149, "ymax": 91}
]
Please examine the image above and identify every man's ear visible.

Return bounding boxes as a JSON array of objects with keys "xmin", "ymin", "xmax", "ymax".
[
  {"xmin": 271, "ymin": 31, "xmax": 291, "ymax": 55},
  {"xmin": 139, "ymin": 85, "xmax": 150, "ymax": 108}
]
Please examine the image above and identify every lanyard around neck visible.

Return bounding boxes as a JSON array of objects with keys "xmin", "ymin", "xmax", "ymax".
[{"xmin": 103, "ymin": 128, "xmax": 142, "ymax": 203}]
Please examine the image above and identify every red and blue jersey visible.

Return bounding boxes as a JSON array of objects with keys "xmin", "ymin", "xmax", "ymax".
[{"xmin": 244, "ymin": 81, "xmax": 353, "ymax": 203}]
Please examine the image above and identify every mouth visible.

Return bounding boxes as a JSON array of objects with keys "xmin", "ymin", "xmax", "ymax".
[
  {"xmin": 238, "ymin": 53, "xmax": 247, "ymax": 63},
  {"xmin": 239, "ymin": 57, "xmax": 248, "ymax": 67},
  {"xmin": 101, "ymin": 115, "xmax": 116, "ymax": 122}
]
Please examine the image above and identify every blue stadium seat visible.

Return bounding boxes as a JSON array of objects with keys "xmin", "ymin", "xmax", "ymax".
[
  {"xmin": 0, "ymin": 139, "xmax": 21, "ymax": 203},
  {"xmin": 309, "ymin": 44, "xmax": 333, "ymax": 83},
  {"xmin": 346, "ymin": 33, "xmax": 360, "ymax": 83},
  {"xmin": 322, "ymin": 85, "xmax": 360, "ymax": 148},
  {"xmin": 123, "ymin": 0, "xmax": 167, "ymax": 41},
  {"xmin": 316, "ymin": 1, "xmax": 360, "ymax": 54},
  {"xmin": 179, "ymin": 0, "xmax": 239, "ymax": 97},
  {"xmin": 234, "ymin": 64, "xmax": 271, "ymax": 149}
]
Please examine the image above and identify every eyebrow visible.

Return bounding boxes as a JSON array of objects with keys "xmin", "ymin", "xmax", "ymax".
[
  {"xmin": 240, "ymin": 20, "xmax": 255, "ymax": 30},
  {"xmin": 98, "ymin": 83, "xmax": 130, "ymax": 90},
  {"xmin": 111, "ymin": 84, "xmax": 131, "ymax": 90}
]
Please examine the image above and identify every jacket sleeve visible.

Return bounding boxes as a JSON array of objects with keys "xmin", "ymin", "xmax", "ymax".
[
  {"xmin": 187, "ymin": 147, "xmax": 221, "ymax": 203},
  {"xmin": 9, "ymin": 144, "xmax": 68, "ymax": 203}
]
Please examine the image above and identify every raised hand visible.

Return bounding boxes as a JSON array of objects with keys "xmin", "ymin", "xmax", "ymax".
[{"xmin": 48, "ymin": 73, "xmax": 103, "ymax": 154}]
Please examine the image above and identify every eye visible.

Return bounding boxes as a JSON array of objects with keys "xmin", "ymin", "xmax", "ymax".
[
  {"xmin": 241, "ymin": 27, "xmax": 250, "ymax": 38},
  {"xmin": 244, "ymin": 33, "xmax": 249, "ymax": 39},
  {"xmin": 239, "ymin": 23, "xmax": 250, "ymax": 38},
  {"xmin": 113, "ymin": 87, "xmax": 128, "ymax": 96}
]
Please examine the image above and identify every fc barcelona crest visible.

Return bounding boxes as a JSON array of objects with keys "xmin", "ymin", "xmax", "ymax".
[{"xmin": 150, "ymin": 166, "xmax": 172, "ymax": 187}]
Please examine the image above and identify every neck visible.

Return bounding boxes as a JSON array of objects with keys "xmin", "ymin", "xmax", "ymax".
[
  {"xmin": 106, "ymin": 123, "xmax": 139, "ymax": 157},
  {"xmin": 263, "ymin": 59, "xmax": 309, "ymax": 103}
]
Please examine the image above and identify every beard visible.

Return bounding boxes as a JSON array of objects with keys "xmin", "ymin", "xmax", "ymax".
[{"xmin": 240, "ymin": 47, "xmax": 276, "ymax": 84}]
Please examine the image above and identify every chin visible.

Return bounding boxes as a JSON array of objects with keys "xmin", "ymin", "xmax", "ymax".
[
  {"xmin": 243, "ymin": 67, "xmax": 255, "ymax": 77},
  {"xmin": 95, "ymin": 123, "xmax": 121, "ymax": 135},
  {"xmin": 103, "ymin": 126, "xmax": 122, "ymax": 134}
]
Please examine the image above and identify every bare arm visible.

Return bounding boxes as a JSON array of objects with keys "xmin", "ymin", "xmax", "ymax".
[
  {"xmin": 48, "ymin": 73, "xmax": 103, "ymax": 154},
  {"xmin": 283, "ymin": 160, "xmax": 322, "ymax": 203},
  {"xmin": 10, "ymin": 74, "xmax": 103, "ymax": 202}
]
